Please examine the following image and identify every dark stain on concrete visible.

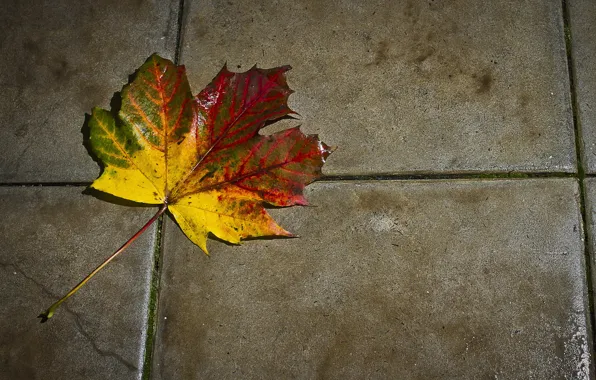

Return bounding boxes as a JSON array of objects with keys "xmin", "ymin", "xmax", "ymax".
[
  {"xmin": 398, "ymin": 2, "xmax": 505, "ymax": 105},
  {"xmin": 525, "ymin": 124, "xmax": 542, "ymax": 140},
  {"xmin": 48, "ymin": 58, "xmax": 78, "ymax": 82},
  {"xmin": 452, "ymin": 188, "xmax": 489, "ymax": 205},
  {"xmin": 314, "ymin": 286, "xmax": 413, "ymax": 378},
  {"xmin": 518, "ymin": 92, "xmax": 531, "ymax": 129},
  {"xmin": 403, "ymin": 0, "xmax": 420, "ymax": 24},
  {"xmin": 356, "ymin": 190, "xmax": 415, "ymax": 214},
  {"xmin": 193, "ymin": 21, "xmax": 208, "ymax": 39},
  {"xmin": 18, "ymin": 38, "xmax": 78, "ymax": 86},
  {"xmin": 474, "ymin": 72, "xmax": 493, "ymax": 94},
  {"xmin": 515, "ymin": 92, "xmax": 542, "ymax": 139},
  {"xmin": 519, "ymin": 92, "xmax": 530, "ymax": 108},
  {"xmin": 371, "ymin": 40, "xmax": 390, "ymax": 66},
  {"xmin": 16, "ymin": 38, "xmax": 43, "ymax": 87},
  {"xmin": 1, "ymin": 326, "xmax": 42, "ymax": 380},
  {"xmin": 414, "ymin": 47, "xmax": 435, "ymax": 64},
  {"xmin": 23, "ymin": 38, "xmax": 42, "ymax": 61}
]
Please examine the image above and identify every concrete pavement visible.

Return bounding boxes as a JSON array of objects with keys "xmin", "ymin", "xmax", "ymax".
[{"xmin": 1, "ymin": 1, "xmax": 595, "ymax": 379}]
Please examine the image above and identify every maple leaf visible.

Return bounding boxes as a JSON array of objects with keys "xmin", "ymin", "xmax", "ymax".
[{"xmin": 39, "ymin": 54, "xmax": 331, "ymax": 322}]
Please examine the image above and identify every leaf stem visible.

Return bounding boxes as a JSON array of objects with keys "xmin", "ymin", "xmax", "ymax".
[{"xmin": 38, "ymin": 203, "xmax": 168, "ymax": 323}]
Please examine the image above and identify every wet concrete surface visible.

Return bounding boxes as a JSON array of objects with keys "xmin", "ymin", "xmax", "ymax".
[
  {"xmin": 568, "ymin": 0, "xmax": 596, "ymax": 173},
  {"xmin": 0, "ymin": 0, "xmax": 179, "ymax": 182},
  {"xmin": 1, "ymin": 0, "xmax": 595, "ymax": 379},
  {"xmin": 0, "ymin": 187, "xmax": 158, "ymax": 380},
  {"xmin": 179, "ymin": 0, "xmax": 574, "ymax": 175},
  {"xmin": 152, "ymin": 179, "xmax": 591, "ymax": 379}
]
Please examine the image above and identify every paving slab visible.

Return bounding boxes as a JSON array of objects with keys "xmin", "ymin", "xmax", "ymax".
[
  {"xmin": 583, "ymin": 179, "xmax": 596, "ymax": 322},
  {"xmin": 0, "ymin": 187, "xmax": 158, "ymax": 380},
  {"xmin": 179, "ymin": 0, "xmax": 574, "ymax": 175},
  {"xmin": 568, "ymin": 0, "xmax": 596, "ymax": 173},
  {"xmin": 152, "ymin": 179, "xmax": 590, "ymax": 379},
  {"xmin": 0, "ymin": 0, "xmax": 179, "ymax": 183}
]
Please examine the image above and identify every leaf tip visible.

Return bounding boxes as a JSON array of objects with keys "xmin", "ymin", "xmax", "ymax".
[
  {"xmin": 288, "ymin": 109, "xmax": 301, "ymax": 119},
  {"xmin": 147, "ymin": 52, "xmax": 174, "ymax": 66},
  {"xmin": 322, "ymin": 142, "xmax": 336, "ymax": 157},
  {"xmin": 199, "ymin": 243, "xmax": 210, "ymax": 256},
  {"xmin": 279, "ymin": 229, "xmax": 296, "ymax": 238}
]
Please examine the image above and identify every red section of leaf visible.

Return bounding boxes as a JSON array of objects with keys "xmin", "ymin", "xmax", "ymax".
[
  {"xmin": 171, "ymin": 64, "xmax": 327, "ymax": 207},
  {"xmin": 196, "ymin": 65, "xmax": 294, "ymax": 152},
  {"xmin": 195, "ymin": 127, "xmax": 332, "ymax": 206}
]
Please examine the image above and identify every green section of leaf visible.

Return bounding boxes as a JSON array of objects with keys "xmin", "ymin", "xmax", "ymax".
[
  {"xmin": 89, "ymin": 107, "xmax": 141, "ymax": 169},
  {"xmin": 120, "ymin": 54, "xmax": 195, "ymax": 150}
]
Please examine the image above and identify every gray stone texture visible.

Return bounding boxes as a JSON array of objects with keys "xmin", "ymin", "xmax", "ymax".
[
  {"xmin": 568, "ymin": 0, "xmax": 596, "ymax": 173},
  {"xmin": 583, "ymin": 179, "xmax": 596, "ymax": 329},
  {"xmin": 152, "ymin": 179, "xmax": 590, "ymax": 379},
  {"xmin": 0, "ymin": 187, "xmax": 158, "ymax": 380},
  {"xmin": 179, "ymin": 0, "xmax": 575, "ymax": 175},
  {"xmin": 0, "ymin": 0, "xmax": 180, "ymax": 182},
  {"xmin": 1, "ymin": 0, "xmax": 595, "ymax": 379}
]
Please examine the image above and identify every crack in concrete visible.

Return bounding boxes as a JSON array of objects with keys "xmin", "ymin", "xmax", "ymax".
[
  {"xmin": 0, "ymin": 260, "xmax": 60, "ymax": 299},
  {"xmin": 0, "ymin": 260, "xmax": 138, "ymax": 372},
  {"xmin": 69, "ymin": 308, "xmax": 138, "ymax": 372}
]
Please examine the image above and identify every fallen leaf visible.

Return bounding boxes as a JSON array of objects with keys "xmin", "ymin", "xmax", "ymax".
[
  {"xmin": 90, "ymin": 53, "xmax": 331, "ymax": 251},
  {"xmin": 39, "ymin": 53, "xmax": 331, "ymax": 322}
]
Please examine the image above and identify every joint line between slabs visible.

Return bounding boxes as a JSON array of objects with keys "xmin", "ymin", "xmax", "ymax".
[
  {"xmin": 0, "ymin": 182, "xmax": 93, "ymax": 187},
  {"xmin": 317, "ymin": 172, "xmax": 577, "ymax": 182},
  {"xmin": 141, "ymin": 215, "xmax": 165, "ymax": 380},
  {"xmin": 0, "ymin": 171, "xmax": 588, "ymax": 188},
  {"xmin": 173, "ymin": 0, "xmax": 185, "ymax": 65}
]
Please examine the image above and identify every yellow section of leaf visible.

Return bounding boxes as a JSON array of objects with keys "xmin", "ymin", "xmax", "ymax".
[
  {"xmin": 168, "ymin": 190, "xmax": 292, "ymax": 254},
  {"xmin": 89, "ymin": 106, "xmax": 167, "ymax": 204},
  {"xmin": 126, "ymin": 124, "xmax": 168, "ymax": 195},
  {"xmin": 91, "ymin": 134, "xmax": 167, "ymax": 204},
  {"xmin": 166, "ymin": 126, "xmax": 201, "ymax": 191},
  {"xmin": 91, "ymin": 165, "xmax": 163, "ymax": 204}
]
